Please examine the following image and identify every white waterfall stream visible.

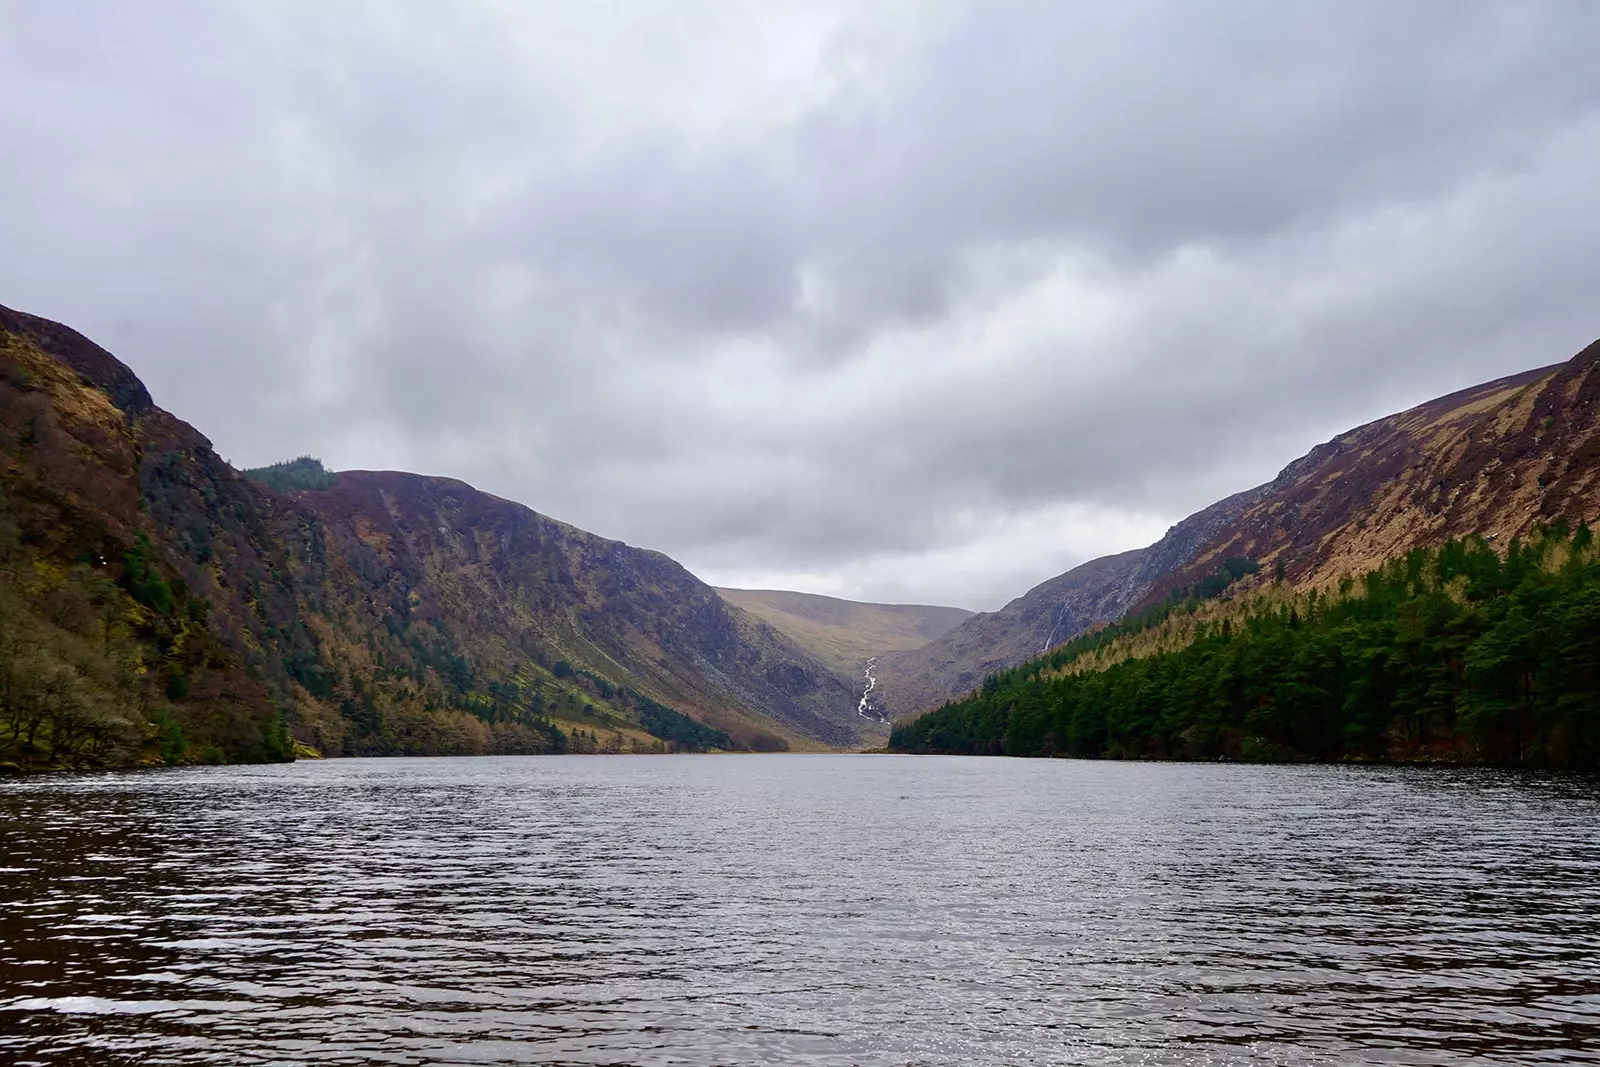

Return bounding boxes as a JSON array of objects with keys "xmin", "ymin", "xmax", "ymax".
[
  {"xmin": 857, "ymin": 657, "xmax": 881, "ymax": 720},
  {"xmin": 1040, "ymin": 603, "xmax": 1067, "ymax": 655}
]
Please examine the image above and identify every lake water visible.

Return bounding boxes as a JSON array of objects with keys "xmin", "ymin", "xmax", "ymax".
[{"xmin": 2, "ymin": 755, "xmax": 1598, "ymax": 1065}]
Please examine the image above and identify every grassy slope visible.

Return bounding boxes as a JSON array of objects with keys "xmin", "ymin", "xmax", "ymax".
[
  {"xmin": 1142, "ymin": 351, "xmax": 1600, "ymax": 603},
  {"xmin": 715, "ymin": 588, "xmax": 972, "ymax": 676}
]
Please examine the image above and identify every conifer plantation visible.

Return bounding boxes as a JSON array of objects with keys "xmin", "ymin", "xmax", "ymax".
[{"xmin": 891, "ymin": 525, "xmax": 1600, "ymax": 768}]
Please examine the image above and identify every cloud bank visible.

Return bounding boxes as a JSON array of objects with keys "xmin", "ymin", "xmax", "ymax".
[{"xmin": 3, "ymin": 0, "xmax": 1599, "ymax": 608}]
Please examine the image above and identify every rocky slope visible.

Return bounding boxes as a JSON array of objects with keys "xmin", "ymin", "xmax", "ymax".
[
  {"xmin": 0, "ymin": 304, "xmax": 862, "ymax": 766},
  {"xmin": 714, "ymin": 588, "xmax": 972, "ymax": 677},
  {"xmin": 880, "ymin": 340, "xmax": 1600, "ymax": 719}
]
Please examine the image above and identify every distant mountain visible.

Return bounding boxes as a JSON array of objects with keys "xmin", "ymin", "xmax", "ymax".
[
  {"xmin": 879, "ymin": 340, "xmax": 1600, "ymax": 719},
  {"xmin": 875, "ymin": 492, "xmax": 1252, "ymax": 718},
  {"xmin": 0, "ymin": 303, "xmax": 862, "ymax": 769},
  {"xmin": 714, "ymin": 588, "xmax": 972, "ymax": 676}
]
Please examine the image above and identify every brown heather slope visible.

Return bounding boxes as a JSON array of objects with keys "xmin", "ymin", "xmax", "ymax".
[
  {"xmin": 1143, "ymin": 354, "xmax": 1596, "ymax": 603},
  {"xmin": 1, "ymin": 304, "xmax": 293, "ymax": 764},
  {"xmin": 0, "ymin": 304, "xmax": 863, "ymax": 764},
  {"xmin": 880, "ymin": 339, "xmax": 1600, "ymax": 720},
  {"xmin": 714, "ymin": 588, "xmax": 972, "ymax": 677}
]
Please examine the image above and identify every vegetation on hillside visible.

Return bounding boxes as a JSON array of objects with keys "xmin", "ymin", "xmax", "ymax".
[
  {"xmin": 2, "ymin": 461, "xmax": 727, "ymax": 768},
  {"xmin": 633, "ymin": 690, "xmax": 734, "ymax": 751},
  {"xmin": 0, "ymin": 490, "xmax": 291, "ymax": 770},
  {"xmin": 715, "ymin": 588, "xmax": 972, "ymax": 675},
  {"xmin": 242, "ymin": 455, "xmax": 338, "ymax": 493},
  {"xmin": 891, "ymin": 526, "xmax": 1600, "ymax": 768},
  {"xmin": 1, "ymin": 305, "xmax": 864, "ymax": 770},
  {"xmin": 283, "ymin": 616, "xmax": 738, "ymax": 757},
  {"xmin": 976, "ymin": 555, "xmax": 1263, "ymax": 687}
]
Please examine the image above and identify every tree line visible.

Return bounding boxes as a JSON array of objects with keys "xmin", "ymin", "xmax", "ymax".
[
  {"xmin": 890, "ymin": 525, "xmax": 1600, "ymax": 768},
  {"xmin": 241, "ymin": 455, "xmax": 338, "ymax": 493}
]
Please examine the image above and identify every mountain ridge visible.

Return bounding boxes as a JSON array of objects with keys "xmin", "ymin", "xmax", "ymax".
[
  {"xmin": 875, "ymin": 487, "xmax": 1262, "ymax": 718},
  {"xmin": 9, "ymin": 297, "xmax": 1598, "ymax": 764},
  {"xmin": 0, "ymin": 303, "xmax": 866, "ymax": 768},
  {"xmin": 879, "ymin": 340, "xmax": 1600, "ymax": 720}
]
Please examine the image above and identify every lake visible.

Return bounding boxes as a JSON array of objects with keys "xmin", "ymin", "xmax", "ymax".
[{"xmin": 2, "ymin": 755, "xmax": 1598, "ymax": 1065}]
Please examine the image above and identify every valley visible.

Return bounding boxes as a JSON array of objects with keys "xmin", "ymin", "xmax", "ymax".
[{"xmin": 4, "ymin": 298, "xmax": 1600, "ymax": 771}]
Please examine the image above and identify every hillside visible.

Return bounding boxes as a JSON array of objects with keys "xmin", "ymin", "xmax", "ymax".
[
  {"xmin": 714, "ymin": 588, "xmax": 971, "ymax": 676},
  {"xmin": 0, "ymin": 303, "xmax": 864, "ymax": 768},
  {"xmin": 1143, "ymin": 357, "xmax": 1593, "ymax": 600},
  {"xmin": 890, "ymin": 525, "xmax": 1600, "ymax": 767},
  {"xmin": 879, "ymin": 339, "xmax": 1600, "ymax": 719},
  {"xmin": 874, "ymin": 491, "xmax": 1255, "ymax": 718},
  {"xmin": 295, "ymin": 470, "xmax": 864, "ymax": 751}
]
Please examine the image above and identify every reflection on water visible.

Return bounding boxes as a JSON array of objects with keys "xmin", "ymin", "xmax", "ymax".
[{"xmin": 2, "ymin": 755, "xmax": 1599, "ymax": 1065}]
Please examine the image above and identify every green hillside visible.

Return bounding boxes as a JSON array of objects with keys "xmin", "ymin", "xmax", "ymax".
[{"xmin": 891, "ymin": 525, "xmax": 1600, "ymax": 768}]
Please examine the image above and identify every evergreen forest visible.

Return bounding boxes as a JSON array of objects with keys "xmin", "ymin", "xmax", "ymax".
[
  {"xmin": 241, "ymin": 455, "xmax": 339, "ymax": 493},
  {"xmin": 890, "ymin": 525, "xmax": 1600, "ymax": 768}
]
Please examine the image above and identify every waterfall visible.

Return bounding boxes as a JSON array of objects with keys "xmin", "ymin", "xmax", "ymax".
[{"xmin": 857, "ymin": 657, "xmax": 882, "ymax": 720}]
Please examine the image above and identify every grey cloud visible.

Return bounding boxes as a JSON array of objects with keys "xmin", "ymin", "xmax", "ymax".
[{"xmin": 2, "ymin": 0, "xmax": 1599, "ymax": 608}]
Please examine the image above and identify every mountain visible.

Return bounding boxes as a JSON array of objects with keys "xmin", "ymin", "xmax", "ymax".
[
  {"xmin": 890, "ymin": 520, "xmax": 1600, "ymax": 767},
  {"xmin": 879, "ymin": 340, "xmax": 1600, "ymax": 719},
  {"xmin": 293, "ymin": 470, "xmax": 863, "ymax": 750},
  {"xmin": 0, "ymin": 303, "xmax": 863, "ymax": 769},
  {"xmin": 714, "ymin": 588, "xmax": 972, "ymax": 677},
  {"xmin": 874, "ymin": 491, "xmax": 1255, "ymax": 718},
  {"xmin": 1138, "ymin": 357, "xmax": 1591, "ymax": 599}
]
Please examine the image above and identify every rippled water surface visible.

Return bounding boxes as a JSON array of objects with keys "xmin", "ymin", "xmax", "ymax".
[{"xmin": 3, "ymin": 756, "xmax": 1599, "ymax": 1065}]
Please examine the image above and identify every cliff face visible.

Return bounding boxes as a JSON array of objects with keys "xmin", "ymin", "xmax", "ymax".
[
  {"xmin": 880, "ymin": 341, "xmax": 1600, "ymax": 719},
  {"xmin": 0, "ymin": 304, "xmax": 862, "ymax": 766}
]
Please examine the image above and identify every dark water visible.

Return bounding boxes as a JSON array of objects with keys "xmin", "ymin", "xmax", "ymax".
[{"xmin": 2, "ymin": 756, "xmax": 1599, "ymax": 1066}]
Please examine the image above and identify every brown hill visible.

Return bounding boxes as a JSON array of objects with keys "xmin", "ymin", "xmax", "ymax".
[
  {"xmin": 0, "ymin": 303, "xmax": 863, "ymax": 767},
  {"xmin": 1145, "ymin": 356, "xmax": 1593, "ymax": 600},
  {"xmin": 879, "ymin": 341, "xmax": 1600, "ymax": 719},
  {"xmin": 714, "ymin": 588, "xmax": 972, "ymax": 677}
]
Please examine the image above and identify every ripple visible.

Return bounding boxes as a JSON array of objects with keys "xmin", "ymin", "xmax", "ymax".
[{"xmin": 3, "ymin": 756, "xmax": 1600, "ymax": 1065}]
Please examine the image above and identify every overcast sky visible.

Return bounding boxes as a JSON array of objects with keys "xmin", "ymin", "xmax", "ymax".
[{"xmin": 3, "ymin": 1, "xmax": 1599, "ymax": 609}]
